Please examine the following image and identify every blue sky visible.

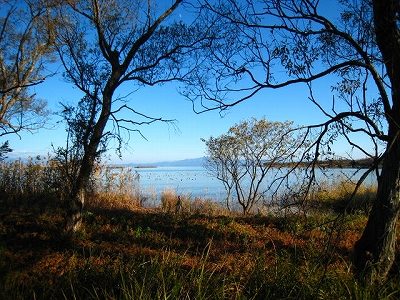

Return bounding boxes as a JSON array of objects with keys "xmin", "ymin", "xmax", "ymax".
[
  {"xmin": 4, "ymin": 0, "xmax": 379, "ymax": 164},
  {"xmin": 7, "ymin": 71, "xmax": 369, "ymax": 164}
]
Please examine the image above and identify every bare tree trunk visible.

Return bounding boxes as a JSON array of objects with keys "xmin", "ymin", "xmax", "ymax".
[
  {"xmin": 64, "ymin": 149, "xmax": 95, "ymax": 234},
  {"xmin": 354, "ymin": 134, "xmax": 400, "ymax": 283},
  {"xmin": 59, "ymin": 0, "xmax": 185, "ymax": 234},
  {"xmin": 353, "ymin": 0, "xmax": 400, "ymax": 283},
  {"xmin": 64, "ymin": 185, "xmax": 85, "ymax": 233},
  {"xmin": 225, "ymin": 188, "xmax": 231, "ymax": 211},
  {"xmin": 64, "ymin": 93, "xmax": 112, "ymax": 234}
]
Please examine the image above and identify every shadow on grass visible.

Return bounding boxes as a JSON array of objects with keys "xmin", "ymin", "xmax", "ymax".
[
  {"xmin": 0, "ymin": 201, "xmax": 337, "ymax": 262},
  {"xmin": 82, "ymin": 207, "xmax": 254, "ymax": 256},
  {"xmin": 1, "ymin": 199, "xmax": 400, "ymax": 300}
]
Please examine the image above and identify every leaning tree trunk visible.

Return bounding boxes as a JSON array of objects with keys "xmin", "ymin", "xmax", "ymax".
[
  {"xmin": 64, "ymin": 150, "xmax": 96, "ymax": 233},
  {"xmin": 353, "ymin": 132, "xmax": 400, "ymax": 283},
  {"xmin": 353, "ymin": 0, "xmax": 400, "ymax": 284},
  {"xmin": 64, "ymin": 93, "xmax": 113, "ymax": 234}
]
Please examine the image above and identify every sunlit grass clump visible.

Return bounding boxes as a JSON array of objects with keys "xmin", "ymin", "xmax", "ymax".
[
  {"xmin": 160, "ymin": 188, "xmax": 226, "ymax": 215},
  {"xmin": 308, "ymin": 179, "xmax": 376, "ymax": 214},
  {"xmin": 87, "ymin": 166, "xmax": 143, "ymax": 211}
]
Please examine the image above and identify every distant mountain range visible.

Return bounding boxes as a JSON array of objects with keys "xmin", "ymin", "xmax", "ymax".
[
  {"xmin": 4, "ymin": 154, "xmax": 206, "ymax": 168},
  {"xmin": 127, "ymin": 157, "xmax": 206, "ymax": 168}
]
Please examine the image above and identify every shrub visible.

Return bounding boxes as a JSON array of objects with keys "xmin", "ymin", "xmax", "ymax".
[{"xmin": 309, "ymin": 179, "xmax": 376, "ymax": 214}]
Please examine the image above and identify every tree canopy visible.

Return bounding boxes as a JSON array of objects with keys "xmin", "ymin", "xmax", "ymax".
[
  {"xmin": 0, "ymin": 0, "xmax": 54, "ymax": 139},
  {"xmin": 52, "ymin": 0, "xmax": 214, "ymax": 233},
  {"xmin": 203, "ymin": 118, "xmax": 308, "ymax": 214}
]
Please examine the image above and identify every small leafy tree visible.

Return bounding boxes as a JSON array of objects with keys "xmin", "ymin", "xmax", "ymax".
[
  {"xmin": 0, "ymin": 141, "xmax": 11, "ymax": 161},
  {"xmin": 203, "ymin": 134, "xmax": 238, "ymax": 211},
  {"xmin": 203, "ymin": 118, "xmax": 306, "ymax": 214}
]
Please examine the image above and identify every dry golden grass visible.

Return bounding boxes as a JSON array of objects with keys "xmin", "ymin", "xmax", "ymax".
[
  {"xmin": 308, "ymin": 179, "xmax": 376, "ymax": 214},
  {"xmin": 190, "ymin": 197, "xmax": 228, "ymax": 216},
  {"xmin": 160, "ymin": 188, "xmax": 228, "ymax": 216},
  {"xmin": 312, "ymin": 179, "xmax": 375, "ymax": 201},
  {"xmin": 86, "ymin": 192, "xmax": 141, "ymax": 211},
  {"xmin": 1, "ymin": 198, "xmax": 399, "ymax": 299},
  {"xmin": 87, "ymin": 165, "xmax": 144, "ymax": 211},
  {"xmin": 1, "ymin": 160, "xmax": 399, "ymax": 299},
  {"xmin": 160, "ymin": 188, "xmax": 183, "ymax": 213}
]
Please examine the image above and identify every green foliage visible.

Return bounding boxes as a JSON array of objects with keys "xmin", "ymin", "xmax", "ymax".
[{"xmin": 0, "ymin": 141, "xmax": 12, "ymax": 161}]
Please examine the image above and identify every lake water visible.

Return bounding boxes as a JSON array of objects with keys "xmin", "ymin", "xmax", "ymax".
[
  {"xmin": 135, "ymin": 166, "xmax": 226, "ymax": 201},
  {"xmin": 133, "ymin": 166, "xmax": 377, "ymax": 203}
]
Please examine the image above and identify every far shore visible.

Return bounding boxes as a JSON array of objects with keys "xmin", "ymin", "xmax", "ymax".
[
  {"xmin": 269, "ymin": 157, "xmax": 378, "ymax": 169},
  {"xmin": 134, "ymin": 165, "xmax": 158, "ymax": 169},
  {"xmin": 106, "ymin": 157, "xmax": 378, "ymax": 170}
]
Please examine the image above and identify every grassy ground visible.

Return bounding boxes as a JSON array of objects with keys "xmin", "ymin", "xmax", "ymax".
[
  {"xmin": 0, "ymin": 161, "xmax": 399, "ymax": 299},
  {"xmin": 1, "ymin": 200, "xmax": 399, "ymax": 299}
]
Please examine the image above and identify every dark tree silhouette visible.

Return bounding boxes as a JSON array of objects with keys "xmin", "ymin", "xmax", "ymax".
[
  {"xmin": 187, "ymin": 0, "xmax": 399, "ymax": 283},
  {"xmin": 54, "ymin": 0, "xmax": 213, "ymax": 233}
]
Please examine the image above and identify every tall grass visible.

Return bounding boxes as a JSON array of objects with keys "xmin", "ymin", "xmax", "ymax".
[
  {"xmin": 160, "ymin": 188, "xmax": 229, "ymax": 216},
  {"xmin": 87, "ymin": 166, "xmax": 143, "ymax": 211},
  {"xmin": 308, "ymin": 179, "xmax": 376, "ymax": 214},
  {"xmin": 2, "ymin": 240, "xmax": 398, "ymax": 299},
  {"xmin": 0, "ymin": 159, "xmax": 145, "ymax": 211},
  {"xmin": 0, "ymin": 157, "xmax": 67, "ymax": 208}
]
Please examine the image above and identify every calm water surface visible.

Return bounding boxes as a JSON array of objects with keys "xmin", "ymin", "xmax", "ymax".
[{"xmin": 133, "ymin": 166, "xmax": 377, "ymax": 202}]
